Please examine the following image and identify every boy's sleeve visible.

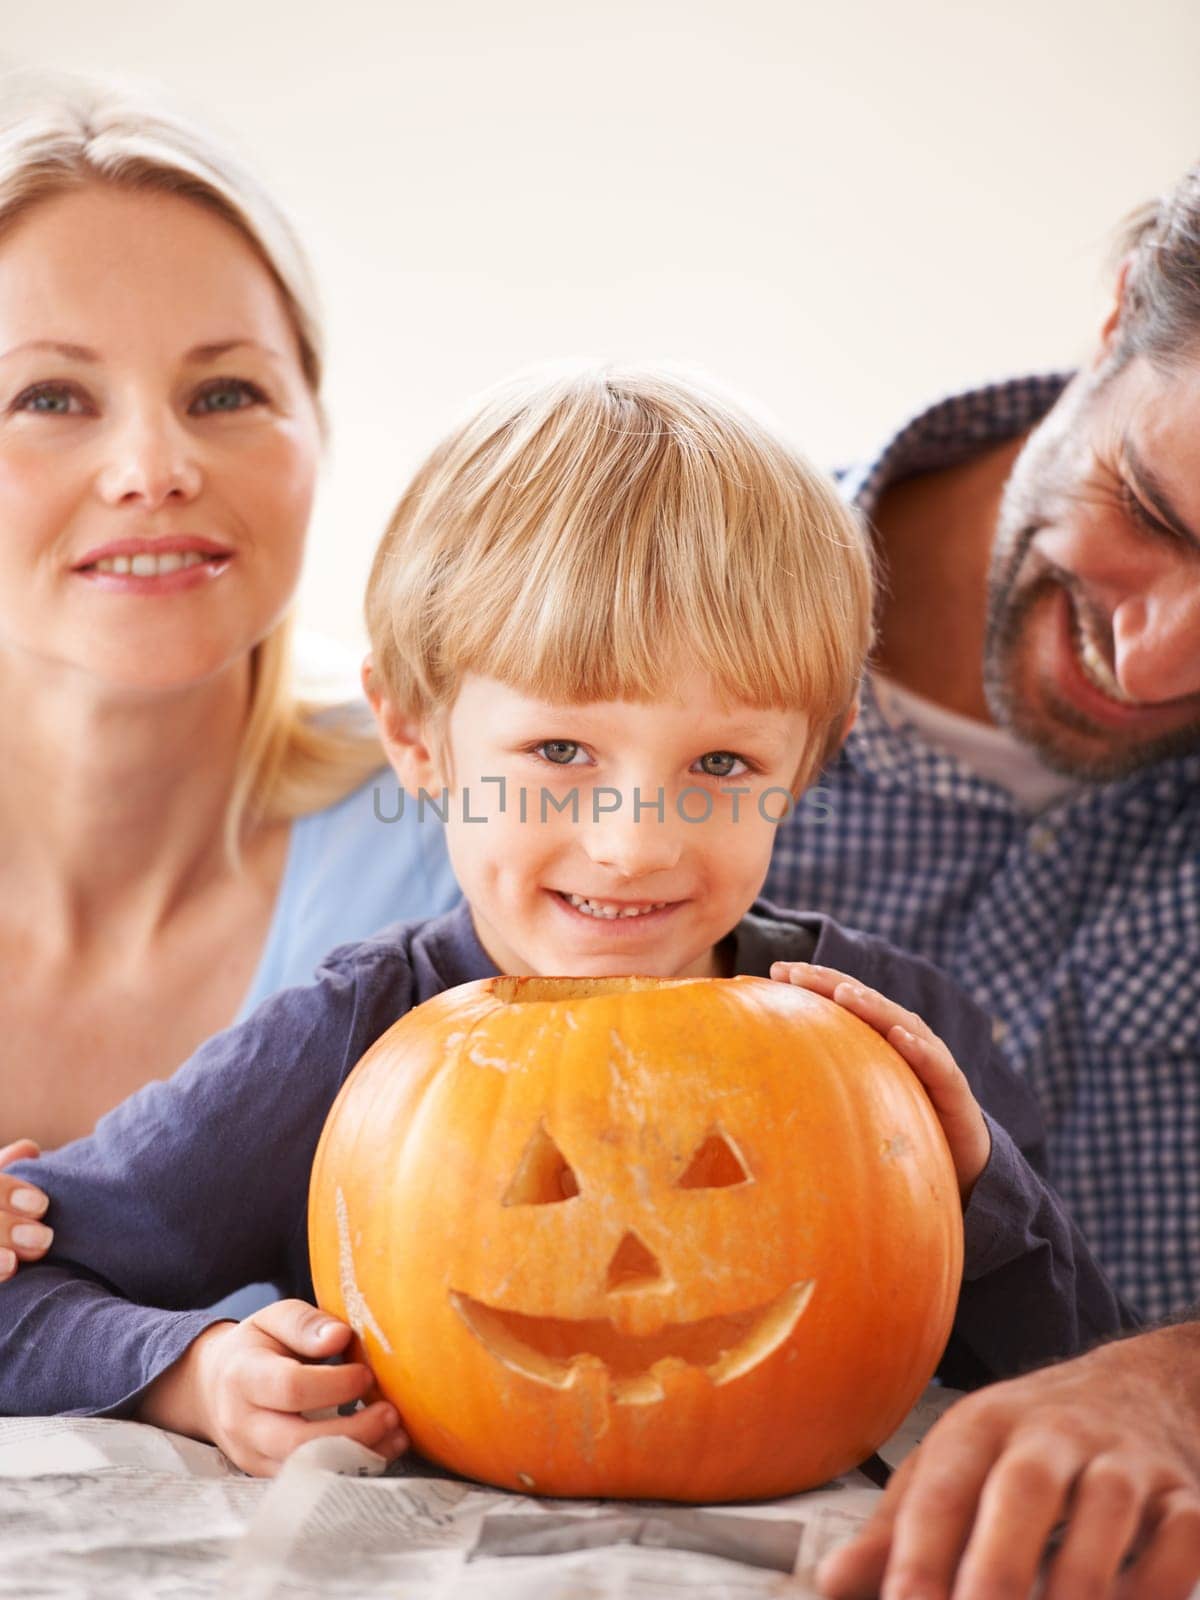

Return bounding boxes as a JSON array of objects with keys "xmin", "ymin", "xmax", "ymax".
[
  {"xmin": 0, "ymin": 946, "xmax": 405, "ymax": 1419},
  {"xmin": 804, "ymin": 918, "xmax": 1141, "ymax": 1385}
]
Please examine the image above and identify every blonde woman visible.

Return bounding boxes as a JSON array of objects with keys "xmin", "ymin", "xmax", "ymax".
[{"xmin": 0, "ymin": 75, "xmax": 458, "ymax": 1278}]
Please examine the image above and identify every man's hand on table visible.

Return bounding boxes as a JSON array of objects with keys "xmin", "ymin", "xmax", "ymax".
[
  {"xmin": 818, "ymin": 1323, "xmax": 1200, "ymax": 1600},
  {"xmin": 137, "ymin": 1299, "xmax": 409, "ymax": 1477}
]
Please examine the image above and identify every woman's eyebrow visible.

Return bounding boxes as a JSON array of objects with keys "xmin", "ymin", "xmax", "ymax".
[
  {"xmin": 185, "ymin": 338, "xmax": 287, "ymax": 364},
  {"xmin": 0, "ymin": 337, "xmax": 287, "ymax": 366},
  {"xmin": 0, "ymin": 338, "xmax": 97, "ymax": 363}
]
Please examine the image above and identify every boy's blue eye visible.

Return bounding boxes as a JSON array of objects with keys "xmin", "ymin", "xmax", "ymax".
[
  {"xmin": 697, "ymin": 751, "xmax": 746, "ymax": 778},
  {"xmin": 537, "ymin": 740, "xmax": 581, "ymax": 765}
]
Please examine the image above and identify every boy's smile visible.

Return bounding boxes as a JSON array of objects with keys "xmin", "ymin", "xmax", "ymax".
[
  {"xmin": 375, "ymin": 667, "xmax": 819, "ymax": 981},
  {"xmin": 548, "ymin": 890, "xmax": 684, "ymax": 946},
  {"xmin": 556, "ymin": 891, "xmax": 673, "ymax": 919}
]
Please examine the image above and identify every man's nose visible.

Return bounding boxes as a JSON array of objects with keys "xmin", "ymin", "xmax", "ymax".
[
  {"xmin": 1112, "ymin": 577, "xmax": 1200, "ymax": 703},
  {"xmin": 93, "ymin": 408, "xmax": 203, "ymax": 510}
]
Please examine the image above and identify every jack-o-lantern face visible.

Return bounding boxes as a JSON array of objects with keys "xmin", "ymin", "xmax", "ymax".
[
  {"xmin": 451, "ymin": 1120, "xmax": 815, "ymax": 1405},
  {"xmin": 309, "ymin": 974, "xmax": 962, "ymax": 1503}
]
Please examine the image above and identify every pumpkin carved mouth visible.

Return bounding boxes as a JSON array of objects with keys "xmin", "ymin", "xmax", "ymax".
[{"xmin": 449, "ymin": 1281, "xmax": 815, "ymax": 1405}]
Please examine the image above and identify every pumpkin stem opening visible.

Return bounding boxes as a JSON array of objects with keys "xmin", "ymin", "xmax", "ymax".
[{"xmin": 489, "ymin": 975, "xmax": 676, "ymax": 1004}]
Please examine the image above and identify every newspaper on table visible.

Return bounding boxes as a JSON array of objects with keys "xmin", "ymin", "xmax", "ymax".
[
  {"xmin": 0, "ymin": 1398, "xmax": 945, "ymax": 1600},
  {"xmin": 6, "ymin": 1390, "xmax": 1189, "ymax": 1600}
]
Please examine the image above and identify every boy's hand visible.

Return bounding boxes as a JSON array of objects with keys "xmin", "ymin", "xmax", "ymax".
[
  {"xmin": 0, "ymin": 1140, "xmax": 52, "ymax": 1282},
  {"xmin": 769, "ymin": 962, "xmax": 991, "ymax": 1201},
  {"xmin": 139, "ymin": 1300, "xmax": 408, "ymax": 1477}
]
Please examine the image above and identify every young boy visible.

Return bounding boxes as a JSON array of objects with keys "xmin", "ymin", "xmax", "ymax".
[{"xmin": 0, "ymin": 365, "xmax": 1132, "ymax": 1477}]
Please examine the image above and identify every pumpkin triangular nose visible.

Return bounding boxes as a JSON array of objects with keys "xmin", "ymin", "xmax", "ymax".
[{"xmin": 605, "ymin": 1230, "xmax": 662, "ymax": 1292}]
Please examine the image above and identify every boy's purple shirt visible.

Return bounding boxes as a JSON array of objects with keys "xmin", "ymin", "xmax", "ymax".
[{"xmin": 0, "ymin": 900, "xmax": 1135, "ymax": 1420}]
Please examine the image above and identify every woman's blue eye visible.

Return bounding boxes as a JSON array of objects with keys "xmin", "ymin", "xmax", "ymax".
[
  {"xmin": 697, "ymin": 751, "xmax": 746, "ymax": 778},
  {"xmin": 15, "ymin": 385, "xmax": 83, "ymax": 415},
  {"xmin": 191, "ymin": 379, "xmax": 264, "ymax": 415},
  {"xmin": 538, "ymin": 740, "xmax": 582, "ymax": 765}
]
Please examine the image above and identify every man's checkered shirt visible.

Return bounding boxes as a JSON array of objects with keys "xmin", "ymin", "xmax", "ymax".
[{"xmin": 765, "ymin": 374, "xmax": 1200, "ymax": 1321}]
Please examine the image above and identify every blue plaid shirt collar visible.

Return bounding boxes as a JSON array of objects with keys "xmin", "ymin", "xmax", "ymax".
[
  {"xmin": 844, "ymin": 371, "xmax": 1074, "ymax": 520},
  {"xmin": 843, "ymin": 374, "xmax": 1200, "ymax": 814}
]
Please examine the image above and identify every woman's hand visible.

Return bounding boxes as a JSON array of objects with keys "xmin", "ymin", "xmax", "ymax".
[
  {"xmin": 138, "ymin": 1300, "xmax": 409, "ymax": 1477},
  {"xmin": 0, "ymin": 1140, "xmax": 52, "ymax": 1281},
  {"xmin": 769, "ymin": 962, "xmax": 991, "ymax": 1202}
]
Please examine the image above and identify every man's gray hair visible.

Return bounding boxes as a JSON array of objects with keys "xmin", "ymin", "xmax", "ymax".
[{"xmin": 1115, "ymin": 163, "xmax": 1200, "ymax": 371}]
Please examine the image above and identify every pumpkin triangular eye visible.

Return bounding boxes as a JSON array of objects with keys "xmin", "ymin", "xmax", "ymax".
[
  {"xmin": 676, "ymin": 1127, "xmax": 751, "ymax": 1189},
  {"xmin": 502, "ymin": 1121, "xmax": 579, "ymax": 1205}
]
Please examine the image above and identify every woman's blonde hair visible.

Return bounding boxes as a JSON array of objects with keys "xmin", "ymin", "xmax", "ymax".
[
  {"xmin": 0, "ymin": 70, "xmax": 383, "ymax": 858},
  {"xmin": 367, "ymin": 364, "xmax": 874, "ymax": 780}
]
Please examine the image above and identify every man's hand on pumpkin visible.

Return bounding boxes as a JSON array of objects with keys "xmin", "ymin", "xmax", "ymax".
[
  {"xmin": 815, "ymin": 1323, "xmax": 1200, "ymax": 1600},
  {"xmin": 138, "ymin": 1299, "xmax": 409, "ymax": 1477},
  {"xmin": 0, "ymin": 1139, "xmax": 52, "ymax": 1281},
  {"xmin": 768, "ymin": 963, "xmax": 990, "ymax": 1201}
]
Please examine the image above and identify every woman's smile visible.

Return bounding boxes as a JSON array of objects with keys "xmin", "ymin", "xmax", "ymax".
[{"xmin": 71, "ymin": 535, "xmax": 235, "ymax": 595}]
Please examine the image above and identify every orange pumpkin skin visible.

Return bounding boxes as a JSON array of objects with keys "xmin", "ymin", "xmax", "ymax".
[{"xmin": 308, "ymin": 974, "xmax": 963, "ymax": 1503}]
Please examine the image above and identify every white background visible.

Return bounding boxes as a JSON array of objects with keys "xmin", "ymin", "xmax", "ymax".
[{"xmin": 4, "ymin": 0, "xmax": 1198, "ymax": 648}]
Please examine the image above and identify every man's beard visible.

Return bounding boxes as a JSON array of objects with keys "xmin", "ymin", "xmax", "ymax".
[{"xmin": 982, "ymin": 429, "xmax": 1200, "ymax": 783}]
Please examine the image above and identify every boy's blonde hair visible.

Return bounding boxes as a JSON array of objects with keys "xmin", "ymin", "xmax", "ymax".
[
  {"xmin": 367, "ymin": 364, "xmax": 874, "ymax": 778},
  {"xmin": 0, "ymin": 69, "xmax": 384, "ymax": 858}
]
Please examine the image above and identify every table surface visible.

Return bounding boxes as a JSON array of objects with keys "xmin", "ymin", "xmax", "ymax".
[
  {"xmin": 0, "ymin": 1407, "xmax": 929, "ymax": 1600},
  {"xmin": 12, "ymin": 1392, "xmax": 1185, "ymax": 1600}
]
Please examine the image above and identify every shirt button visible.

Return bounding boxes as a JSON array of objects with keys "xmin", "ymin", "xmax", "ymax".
[
  {"xmin": 991, "ymin": 1018, "xmax": 1008, "ymax": 1045},
  {"xmin": 1029, "ymin": 824, "xmax": 1056, "ymax": 854}
]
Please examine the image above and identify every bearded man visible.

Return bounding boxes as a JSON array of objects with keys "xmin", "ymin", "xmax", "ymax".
[
  {"xmin": 769, "ymin": 177, "xmax": 1200, "ymax": 1325},
  {"xmin": 779, "ymin": 167, "xmax": 1200, "ymax": 1600}
]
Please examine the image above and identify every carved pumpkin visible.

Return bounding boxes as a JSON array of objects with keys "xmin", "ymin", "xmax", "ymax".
[{"xmin": 308, "ymin": 974, "xmax": 962, "ymax": 1502}]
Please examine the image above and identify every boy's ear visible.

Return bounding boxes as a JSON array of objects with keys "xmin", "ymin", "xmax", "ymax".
[{"xmin": 362, "ymin": 657, "xmax": 444, "ymax": 794}]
